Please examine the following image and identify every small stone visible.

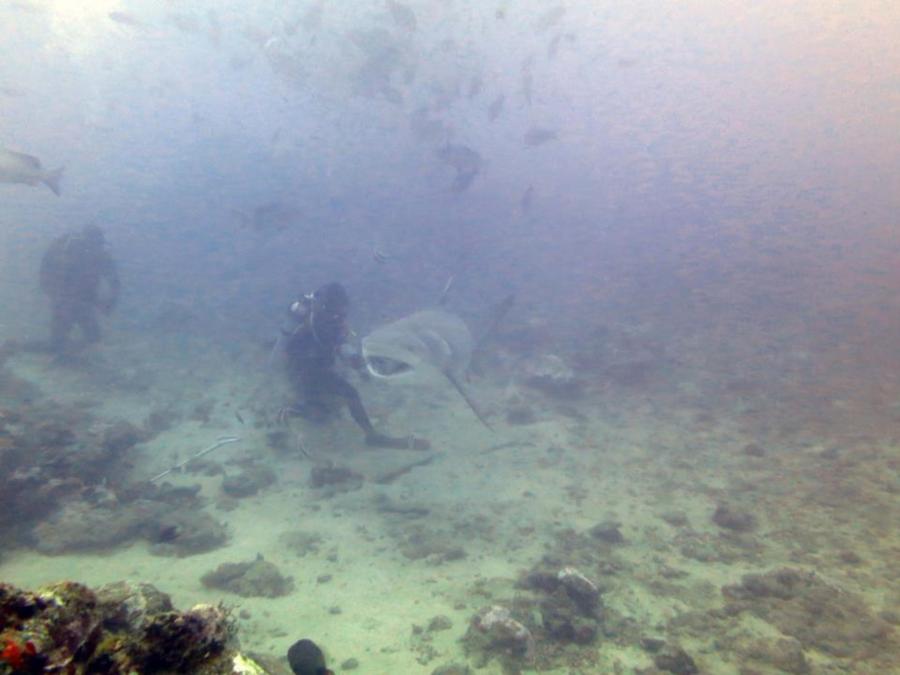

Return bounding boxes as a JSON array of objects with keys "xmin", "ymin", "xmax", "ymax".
[
  {"xmin": 431, "ymin": 665, "xmax": 470, "ymax": 675},
  {"xmin": 742, "ymin": 443, "xmax": 766, "ymax": 457},
  {"xmin": 316, "ymin": 574, "xmax": 332, "ymax": 584},
  {"xmin": 640, "ymin": 637, "xmax": 666, "ymax": 652},
  {"xmin": 654, "ymin": 645, "xmax": 699, "ymax": 674},
  {"xmin": 589, "ymin": 521, "xmax": 625, "ymax": 544},
  {"xmin": 712, "ymin": 504, "xmax": 756, "ymax": 532},
  {"xmin": 659, "ymin": 511, "xmax": 689, "ymax": 527},
  {"xmin": 340, "ymin": 657, "xmax": 359, "ymax": 670},
  {"xmin": 329, "ymin": 606, "xmax": 342, "ymax": 615},
  {"xmin": 427, "ymin": 615, "xmax": 453, "ymax": 632}
]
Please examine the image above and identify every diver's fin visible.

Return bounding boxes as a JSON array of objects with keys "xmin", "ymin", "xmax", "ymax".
[
  {"xmin": 43, "ymin": 166, "xmax": 64, "ymax": 196},
  {"xmin": 444, "ymin": 370, "xmax": 494, "ymax": 431}
]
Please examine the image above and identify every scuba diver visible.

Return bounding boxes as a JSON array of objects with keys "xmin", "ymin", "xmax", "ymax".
[
  {"xmin": 39, "ymin": 225, "xmax": 120, "ymax": 356},
  {"xmin": 280, "ymin": 282, "xmax": 429, "ymax": 450}
]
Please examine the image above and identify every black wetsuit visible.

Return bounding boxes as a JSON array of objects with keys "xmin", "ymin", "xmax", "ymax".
[
  {"xmin": 281, "ymin": 294, "xmax": 428, "ymax": 450},
  {"xmin": 283, "ymin": 308, "xmax": 378, "ymax": 436},
  {"xmin": 39, "ymin": 230, "xmax": 119, "ymax": 354}
]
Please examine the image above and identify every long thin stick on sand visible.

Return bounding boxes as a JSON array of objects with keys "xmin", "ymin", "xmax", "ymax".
[{"xmin": 149, "ymin": 435, "xmax": 241, "ymax": 482}]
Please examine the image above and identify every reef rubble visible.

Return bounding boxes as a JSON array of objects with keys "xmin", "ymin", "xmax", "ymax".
[{"xmin": 0, "ymin": 579, "xmax": 272, "ymax": 674}]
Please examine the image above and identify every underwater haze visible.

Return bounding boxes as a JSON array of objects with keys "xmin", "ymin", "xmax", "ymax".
[{"xmin": 1, "ymin": 1, "xmax": 899, "ymax": 673}]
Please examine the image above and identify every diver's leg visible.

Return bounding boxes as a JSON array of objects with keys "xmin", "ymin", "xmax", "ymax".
[
  {"xmin": 318, "ymin": 372, "xmax": 377, "ymax": 434},
  {"xmin": 324, "ymin": 373, "xmax": 430, "ymax": 450},
  {"xmin": 49, "ymin": 302, "xmax": 74, "ymax": 354},
  {"xmin": 78, "ymin": 307, "xmax": 101, "ymax": 345}
]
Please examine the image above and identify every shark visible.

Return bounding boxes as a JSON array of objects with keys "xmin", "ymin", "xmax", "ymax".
[{"xmin": 361, "ymin": 309, "xmax": 494, "ymax": 430}]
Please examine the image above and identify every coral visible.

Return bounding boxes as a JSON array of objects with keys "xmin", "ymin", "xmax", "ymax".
[
  {"xmin": 722, "ymin": 568, "xmax": 894, "ymax": 659},
  {"xmin": 278, "ymin": 530, "xmax": 323, "ymax": 557},
  {"xmin": 711, "ymin": 503, "xmax": 757, "ymax": 532},
  {"xmin": 201, "ymin": 555, "xmax": 294, "ymax": 598},
  {"xmin": 520, "ymin": 354, "xmax": 582, "ymax": 399},
  {"xmin": 222, "ymin": 465, "xmax": 277, "ymax": 498},
  {"xmin": 0, "ymin": 580, "xmax": 255, "ymax": 674},
  {"xmin": 466, "ymin": 605, "xmax": 535, "ymax": 664},
  {"xmin": 653, "ymin": 645, "xmax": 699, "ymax": 674},
  {"xmin": 309, "ymin": 465, "xmax": 363, "ymax": 491},
  {"xmin": 588, "ymin": 521, "xmax": 625, "ymax": 544}
]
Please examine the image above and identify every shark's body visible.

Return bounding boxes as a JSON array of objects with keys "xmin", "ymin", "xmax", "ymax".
[{"xmin": 361, "ymin": 309, "xmax": 491, "ymax": 429}]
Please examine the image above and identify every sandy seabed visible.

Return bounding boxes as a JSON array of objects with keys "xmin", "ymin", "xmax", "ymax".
[{"xmin": 1, "ymin": 334, "xmax": 898, "ymax": 675}]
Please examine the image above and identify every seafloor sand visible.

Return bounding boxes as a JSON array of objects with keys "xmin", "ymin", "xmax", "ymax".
[{"xmin": 1, "ymin": 331, "xmax": 898, "ymax": 674}]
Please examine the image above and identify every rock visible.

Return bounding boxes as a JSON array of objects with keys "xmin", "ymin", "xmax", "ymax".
[
  {"xmin": 722, "ymin": 568, "xmax": 892, "ymax": 659},
  {"xmin": 148, "ymin": 510, "xmax": 230, "ymax": 557},
  {"xmin": 310, "ymin": 465, "xmax": 363, "ymax": 490},
  {"xmin": 557, "ymin": 567, "xmax": 601, "ymax": 612},
  {"xmin": 712, "ymin": 503, "xmax": 757, "ymax": 532},
  {"xmin": 279, "ymin": 530, "xmax": 323, "ymax": 557},
  {"xmin": 541, "ymin": 588, "xmax": 598, "ymax": 644},
  {"xmin": 222, "ymin": 465, "xmax": 277, "ymax": 498},
  {"xmin": 659, "ymin": 510, "xmax": 689, "ymax": 527},
  {"xmin": 640, "ymin": 637, "xmax": 666, "ymax": 652},
  {"xmin": 100, "ymin": 420, "xmax": 148, "ymax": 455},
  {"xmin": 738, "ymin": 637, "xmax": 810, "ymax": 674},
  {"xmin": 742, "ymin": 443, "xmax": 766, "ymax": 457},
  {"xmin": 96, "ymin": 581, "xmax": 174, "ymax": 629},
  {"xmin": 340, "ymin": 657, "xmax": 360, "ymax": 670},
  {"xmin": 427, "ymin": 615, "xmax": 453, "ymax": 632},
  {"xmin": 505, "ymin": 405, "xmax": 537, "ymax": 425},
  {"xmin": 654, "ymin": 645, "xmax": 699, "ymax": 674},
  {"xmin": 431, "ymin": 665, "xmax": 471, "ymax": 675},
  {"xmin": 470, "ymin": 605, "xmax": 535, "ymax": 660},
  {"xmin": 0, "ymin": 580, "xmax": 239, "ymax": 674},
  {"xmin": 521, "ymin": 354, "xmax": 582, "ymax": 398},
  {"xmin": 201, "ymin": 555, "xmax": 294, "ymax": 598},
  {"xmin": 589, "ymin": 520, "xmax": 625, "ymax": 544}
]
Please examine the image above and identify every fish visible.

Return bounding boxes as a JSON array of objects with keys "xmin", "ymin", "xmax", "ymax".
[
  {"xmin": 301, "ymin": 1, "xmax": 326, "ymax": 31},
  {"xmin": 467, "ymin": 74, "xmax": 484, "ymax": 99},
  {"xmin": 362, "ymin": 309, "xmax": 493, "ymax": 430},
  {"xmin": 0, "ymin": 148, "xmax": 63, "ymax": 195},
  {"xmin": 232, "ymin": 202, "xmax": 302, "ymax": 232},
  {"xmin": 437, "ymin": 143, "xmax": 484, "ymax": 193},
  {"xmin": 386, "ymin": 0, "xmax": 417, "ymax": 32},
  {"xmin": 108, "ymin": 11, "xmax": 144, "ymax": 28},
  {"xmin": 524, "ymin": 127, "xmax": 558, "ymax": 146},
  {"xmin": 536, "ymin": 5, "xmax": 566, "ymax": 33},
  {"xmin": 520, "ymin": 185, "xmax": 535, "ymax": 212},
  {"xmin": 287, "ymin": 639, "xmax": 333, "ymax": 675},
  {"xmin": 488, "ymin": 94, "xmax": 505, "ymax": 121}
]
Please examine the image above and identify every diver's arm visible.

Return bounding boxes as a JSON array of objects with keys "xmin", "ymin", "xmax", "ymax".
[{"xmin": 39, "ymin": 239, "xmax": 64, "ymax": 295}]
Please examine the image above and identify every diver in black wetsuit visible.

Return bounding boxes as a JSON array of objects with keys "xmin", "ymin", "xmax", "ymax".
[
  {"xmin": 281, "ymin": 282, "xmax": 429, "ymax": 450},
  {"xmin": 39, "ymin": 225, "xmax": 120, "ymax": 356}
]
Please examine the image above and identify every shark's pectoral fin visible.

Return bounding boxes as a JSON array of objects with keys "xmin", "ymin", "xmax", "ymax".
[{"xmin": 444, "ymin": 370, "xmax": 494, "ymax": 431}]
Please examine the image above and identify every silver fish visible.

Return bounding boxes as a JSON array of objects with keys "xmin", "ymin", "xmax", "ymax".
[
  {"xmin": 0, "ymin": 148, "xmax": 63, "ymax": 195},
  {"xmin": 524, "ymin": 127, "xmax": 558, "ymax": 146}
]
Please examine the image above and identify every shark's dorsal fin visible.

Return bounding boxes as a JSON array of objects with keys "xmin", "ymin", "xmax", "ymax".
[{"xmin": 444, "ymin": 369, "xmax": 494, "ymax": 431}]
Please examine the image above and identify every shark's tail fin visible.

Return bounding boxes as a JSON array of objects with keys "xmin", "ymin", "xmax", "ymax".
[{"xmin": 43, "ymin": 166, "xmax": 64, "ymax": 196}]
